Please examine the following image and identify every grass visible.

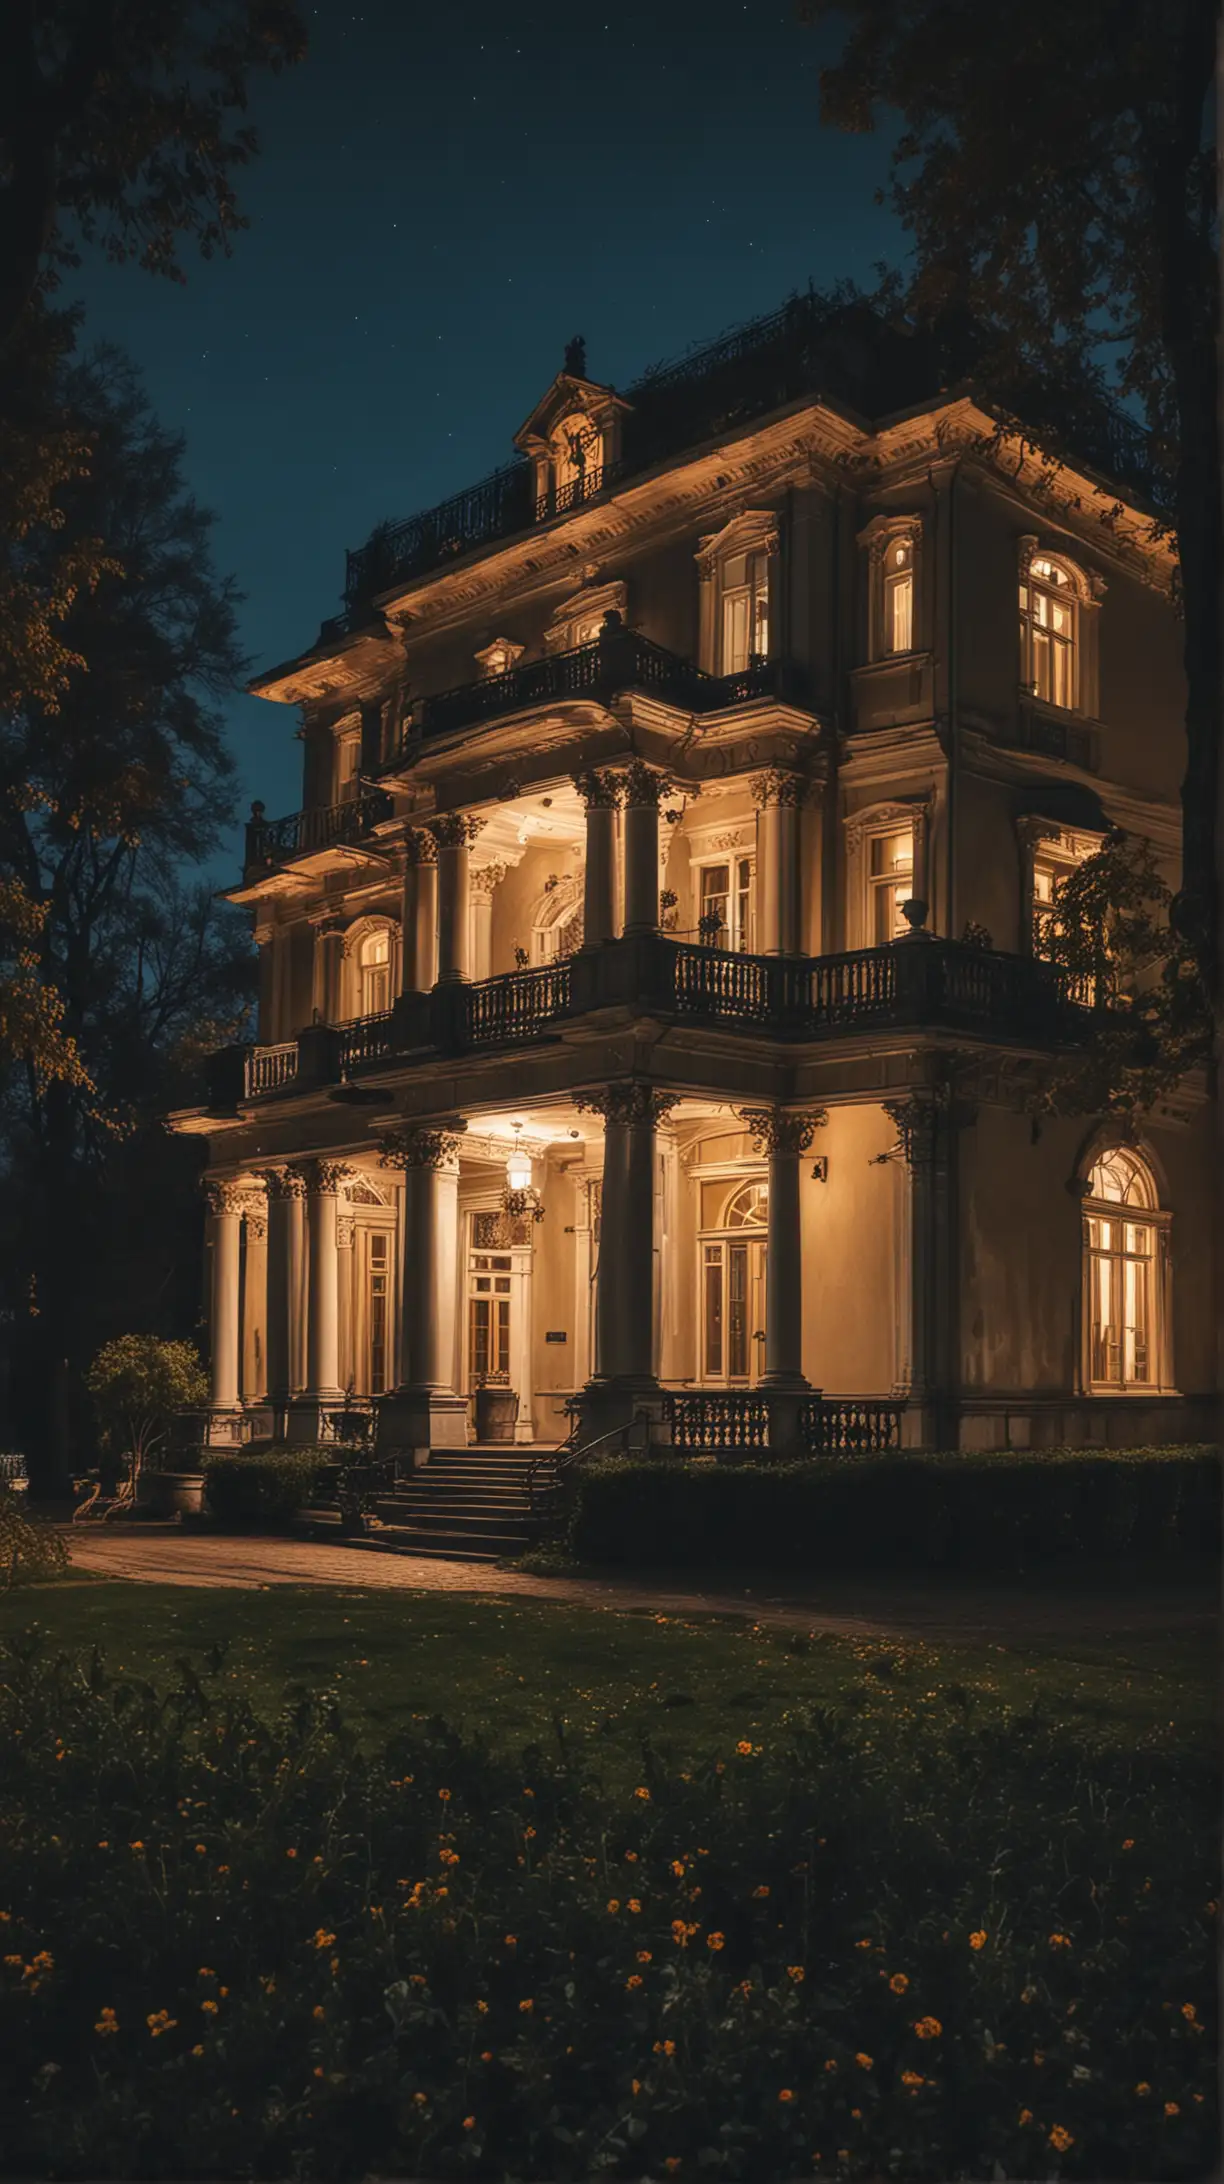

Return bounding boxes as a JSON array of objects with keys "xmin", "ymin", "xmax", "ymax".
[{"xmin": 0, "ymin": 1577, "xmax": 1214, "ymax": 1782}]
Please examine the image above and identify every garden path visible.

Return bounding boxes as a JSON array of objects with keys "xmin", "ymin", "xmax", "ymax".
[{"xmin": 56, "ymin": 1526, "xmax": 1212, "ymax": 1642}]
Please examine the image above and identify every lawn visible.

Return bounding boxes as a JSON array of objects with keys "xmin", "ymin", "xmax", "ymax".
[{"xmin": 0, "ymin": 1576, "xmax": 1214, "ymax": 1779}]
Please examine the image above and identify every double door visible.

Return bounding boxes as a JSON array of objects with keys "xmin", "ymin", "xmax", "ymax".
[{"xmin": 701, "ymin": 1235, "xmax": 767, "ymax": 1383}]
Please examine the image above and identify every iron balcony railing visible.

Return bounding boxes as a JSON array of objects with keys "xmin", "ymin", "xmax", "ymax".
[
  {"xmin": 228, "ymin": 936, "xmax": 1085, "ymax": 1107},
  {"xmin": 245, "ymin": 788, "xmax": 394, "ymax": 871},
  {"xmin": 663, "ymin": 1391, "xmax": 904, "ymax": 1456},
  {"xmin": 404, "ymin": 633, "xmax": 810, "ymax": 746}
]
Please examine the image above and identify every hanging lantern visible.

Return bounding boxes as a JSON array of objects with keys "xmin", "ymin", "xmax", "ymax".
[{"xmin": 502, "ymin": 1127, "xmax": 545, "ymax": 1225}]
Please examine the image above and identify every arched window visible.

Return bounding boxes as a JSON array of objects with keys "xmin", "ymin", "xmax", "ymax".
[
  {"xmin": 1020, "ymin": 553, "xmax": 1078, "ymax": 709},
  {"xmin": 700, "ymin": 1178, "xmax": 768, "ymax": 1383},
  {"xmin": 551, "ymin": 413, "xmax": 602, "ymax": 512},
  {"xmin": 356, "ymin": 925, "xmax": 392, "ymax": 1018},
  {"xmin": 530, "ymin": 878, "xmax": 584, "ymax": 964},
  {"xmin": 1082, "ymin": 1147, "xmax": 1168, "ymax": 1390},
  {"xmin": 882, "ymin": 533, "xmax": 914, "ymax": 654}
]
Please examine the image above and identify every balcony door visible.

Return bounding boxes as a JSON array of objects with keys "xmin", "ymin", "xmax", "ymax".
[
  {"xmin": 465, "ymin": 1209, "xmax": 535, "ymax": 1437},
  {"xmin": 699, "ymin": 1180, "xmax": 768, "ymax": 1385}
]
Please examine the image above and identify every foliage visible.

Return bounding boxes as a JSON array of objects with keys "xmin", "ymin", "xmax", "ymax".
[
  {"xmin": 565, "ymin": 1449, "xmax": 1219, "ymax": 1577},
  {"xmin": 202, "ymin": 1449, "xmax": 333, "ymax": 1528},
  {"xmin": 86, "ymin": 1337, "xmax": 207, "ymax": 1481},
  {"xmin": 1029, "ymin": 830, "xmax": 1211, "ymax": 1122},
  {"xmin": 0, "ymin": 1487, "xmax": 68, "ymax": 1588},
  {"xmin": 0, "ymin": 0, "xmax": 307, "ymax": 352},
  {"xmin": 806, "ymin": 0, "xmax": 1220, "ymax": 985},
  {"xmin": 0, "ymin": 1630, "xmax": 1216, "ymax": 2178}
]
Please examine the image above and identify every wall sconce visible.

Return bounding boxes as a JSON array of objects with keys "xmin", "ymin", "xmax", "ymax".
[{"xmin": 810, "ymin": 1156, "xmax": 829, "ymax": 1182}]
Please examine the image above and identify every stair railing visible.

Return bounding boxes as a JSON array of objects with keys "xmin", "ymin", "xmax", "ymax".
[{"xmin": 526, "ymin": 1406, "xmax": 652, "ymax": 1532}]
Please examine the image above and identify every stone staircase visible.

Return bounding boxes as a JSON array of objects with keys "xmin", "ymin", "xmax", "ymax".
[{"xmin": 355, "ymin": 1447, "xmax": 560, "ymax": 1562}]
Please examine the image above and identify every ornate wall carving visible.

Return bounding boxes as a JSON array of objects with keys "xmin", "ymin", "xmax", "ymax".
[
  {"xmin": 738, "ymin": 1107, "xmax": 828, "ymax": 1157},
  {"xmin": 379, "ymin": 1122, "xmax": 468, "ymax": 1170}
]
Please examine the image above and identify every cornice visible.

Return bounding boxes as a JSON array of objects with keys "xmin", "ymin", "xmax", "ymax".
[{"xmin": 958, "ymin": 729, "xmax": 1182, "ymax": 852}]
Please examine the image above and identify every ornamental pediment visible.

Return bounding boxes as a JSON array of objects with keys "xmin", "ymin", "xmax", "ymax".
[{"xmin": 513, "ymin": 368, "xmax": 632, "ymax": 457}]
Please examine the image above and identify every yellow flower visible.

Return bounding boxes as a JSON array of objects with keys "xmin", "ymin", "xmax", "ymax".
[
  {"xmin": 626, "ymin": 1974, "xmax": 643, "ymax": 1989},
  {"xmin": 1135, "ymin": 2082, "xmax": 1151, "ymax": 2096},
  {"xmin": 286, "ymin": 1848, "xmax": 297, "ymax": 1859},
  {"xmin": 1121, "ymin": 1838, "xmax": 1134, "ymax": 1850},
  {"xmin": 524, "ymin": 1826, "xmax": 536, "ymax": 1840},
  {"xmin": 854, "ymin": 2052, "xmax": 873, "ymax": 2071},
  {"xmin": 312, "ymin": 2005, "xmax": 326, "ymax": 2021},
  {"xmin": 201, "ymin": 2000, "xmax": 219, "ymax": 2016},
  {"xmin": 503, "ymin": 1934, "xmax": 517, "ymax": 1948},
  {"xmin": 607, "ymin": 1899, "xmax": 620, "ymax": 1914},
  {"xmin": 778, "ymin": 2088, "xmax": 795, "ymax": 2103},
  {"xmin": 94, "ymin": 2008, "xmax": 119, "ymax": 2037},
  {"xmin": 637, "ymin": 1950, "xmax": 653, "ymax": 1963},
  {"xmin": 191, "ymin": 2044, "xmax": 204, "ymax": 2057},
  {"xmin": 1048, "ymin": 1932, "xmax": 1071, "ymax": 1949},
  {"xmin": 654, "ymin": 2038, "xmax": 676, "ymax": 2057},
  {"xmin": 889, "ymin": 1973, "xmax": 909, "ymax": 1993},
  {"xmin": 476, "ymin": 1999, "xmax": 489, "ymax": 2014},
  {"xmin": 412, "ymin": 2092, "xmax": 427, "ymax": 2107},
  {"xmin": 823, "ymin": 2059, "xmax": 839, "ymax": 2074},
  {"xmin": 129, "ymin": 1841, "xmax": 144, "ymax": 1852},
  {"xmin": 901, "ymin": 2071, "xmax": 924, "ymax": 2090},
  {"xmin": 707, "ymin": 1931, "xmax": 725, "ymax": 1951},
  {"xmin": 752, "ymin": 1884, "xmax": 770, "ymax": 1898},
  {"xmin": 787, "ymin": 1965, "xmax": 805, "ymax": 1983},
  {"xmin": 969, "ymin": 1930, "xmax": 987, "ymax": 1950},
  {"xmin": 463, "ymin": 2116, "xmax": 476, "ymax": 2131},
  {"xmin": 313, "ymin": 1929, "xmax": 336, "ymax": 1949},
  {"xmin": 195, "ymin": 1843, "xmax": 206, "ymax": 1855},
  {"xmin": 854, "ymin": 1938, "xmax": 872, "ymax": 1951},
  {"xmin": 632, "ymin": 2078, "xmax": 641, "ymax": 2095},
  {"xmin": 1017, "ymin": 2108, "xmax": 1033, "ymax": 2126},
  {"xmin": 198, "ymin": 1967, "xmax": 215, "ymax": 1979},
  {"xmin": 1181, "ymin": 2003, "xmax": 1197, "ymax": 2020},
  {"xmin": 627, "ymin": 1898, "xmax": 641, "ymax": 1913},
  {"xmin": 914, "ymin": 2016, "xmax": 942, "ymax": 2040},
  {"xmin": 737, "ymin": 1740, "xmax": 753, "ymax": 1755},
  {"xmin": 147, "ymin": 2011, "xmax": 177, "ymax": 2037},
  {"xmin": 438, "ymin": 1788, "xmax": 451, "ymax": 1801},
  {"xmin": 1048, "ymin": 2125, "xmax": 1074, "ymax": 2151},
  {"xmin": 313, "ymin": 2066, "xmax": 324, "ymax": 2079},
  {"xmin": 634, "ymin": 1786, "xmax": 651, "ymax": 1801},
  {"xmin": 1164, "ymin": 2102, "xmax": 1180, "ymax": 2117},
  {"xmin": 519, "ymin": 1997, "xmax": 533, "ymax": 2013},
  {"xmin": 671, "ymin": 1860, "xmax": 686, "ymax": 1878}
]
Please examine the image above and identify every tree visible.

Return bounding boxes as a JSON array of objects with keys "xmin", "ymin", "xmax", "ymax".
[
  {"xmin": 0, "ymin": 0, "xmax": 306, "ymax": 353},
  {"xmin": 805, "ymin": 0, "xmax": 1219, "ymax": 990},
  {"xmin": 0, "ymin": 343, "xmax": 256, "ymax": 1484},
  {"xmin": 85, "ymin": 1333, "xmax": 208, "ymax": 1492}
]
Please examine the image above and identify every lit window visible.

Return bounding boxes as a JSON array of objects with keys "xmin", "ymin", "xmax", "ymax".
[
  {"xmin": 358, "ymin": 927, "xmax": 391, "ymax": 1017},
  {"xmin": 1083, "ymin": 1149, "xmax": 1162, "ymax": 1390},
  {"xmin": 1020, "ymin": 555, "xmax": 1077, "ymax": 708},
  {"xmin": 336, "ymin": 730, "xmax": 361, "ymax": 803},
  {"xmin": 719, "ymin": 550, "xmax": 770, "ymax": 674},
  {"xmin": 368, "ymin": 1231, "xmax": 389, "ymax": 1395},
  {"xmin": 701, "ymin": 1182, "xmax": 768, "ymax": 1384},
  {"xmin": 551, "ymin": 414, "xmax": 602, "ymax": 511},
  {"xmin": 882, "ymin": 536, "xmax": 914, "ymax": 654},
  {"xmin": 696, "ymin": 857, "xmax": 756, "ymax": 950},
  {"xmin": 869, "ymin": 828, "xmax": 914, "ymax": 942}
]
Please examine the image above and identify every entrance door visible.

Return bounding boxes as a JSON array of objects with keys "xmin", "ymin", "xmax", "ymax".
[
  {"xmin": 699, "ymin": 1180, "xmax": 769, "ymax": 1384},
  {"xmin": 466, "ymin": 1249, "xmax": 512, "ymax": 1388}
]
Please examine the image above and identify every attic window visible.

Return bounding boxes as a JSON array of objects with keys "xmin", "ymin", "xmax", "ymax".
[
  {"xmin": 474, "ymin": 637, "xmax": 525, "ymax": 681},
  {"xmin": 550, "ymin": 414, "xmax": 603, "ymax": 513}
]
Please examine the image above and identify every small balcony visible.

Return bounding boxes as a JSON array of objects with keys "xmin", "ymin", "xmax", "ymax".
[
  {"xmin": 243, "ymin": 788, "xmax": 395, "ymax": 876},
  {"xmin": 211, "ymin": 935, "xmax": 1085, "ymax": 1111},
  {"xmin": 398, "ymin": 630, "xmax": 812, "ymax": 750}
]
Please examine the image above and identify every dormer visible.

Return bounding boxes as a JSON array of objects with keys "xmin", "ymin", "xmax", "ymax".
[{"xmin": 513, "ymin": 335, "xmax": 633, "ymax": 520}]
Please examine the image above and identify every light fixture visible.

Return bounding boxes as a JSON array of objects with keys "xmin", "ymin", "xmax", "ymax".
[{"xmin": 502, "ymin": 1124, "xmax": 545, "ymax": 1225}]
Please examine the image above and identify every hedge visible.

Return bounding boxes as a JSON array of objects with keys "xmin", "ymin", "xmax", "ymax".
[
  {"xmin": 202, "ymin": 1449, "xmax": 334, "ymax": 1529},
  {"xmin": 0, "ymin": 1630, "xmax": 1216, "ymax": 2180},
  {"xmin": 565, "ymin": 1446, "xmax": 1220, "ymax": 1575}
]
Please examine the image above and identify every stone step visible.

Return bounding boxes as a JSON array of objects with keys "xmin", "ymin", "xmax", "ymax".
[{"xmin": 373, "ymin": 1502, "xmax": 536, "ymax": 1533}]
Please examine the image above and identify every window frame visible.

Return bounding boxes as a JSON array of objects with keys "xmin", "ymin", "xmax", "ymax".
[
  {"xmin": 843, "ymin": 800, "xmax": 930, "ymax": 949},
  {"xmin": 1078, "ymin": 1143, "xmax": 1174, "ymax": 1396},
  {"xmin": 695, "ymin": 512, "xmax": 779, "ymax": 676},
  {"xmin": 858, "ymin": 514, "xmax": 924, "ymax": 664},
  {"xmin": 342, "ymin": 914, "xmax": 400, "ymax": 1022},
  {"xmin": 691, "ymin": 848, "xmax": 758, "ymax": 951}
]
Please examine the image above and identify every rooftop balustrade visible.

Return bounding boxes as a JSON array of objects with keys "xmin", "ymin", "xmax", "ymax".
[{"xmin": 218, "ymin": 935, "xmax": 1085, "ymax": 1112}]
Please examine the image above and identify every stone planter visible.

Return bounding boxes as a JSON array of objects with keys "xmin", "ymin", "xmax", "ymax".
[
  {"xmin": 137, "ymin": 1470, "xmax": 206, "ymax": 1518},
  {"xmin": 474, "ymin": 1384, "xmax": 519, "ymax": 1445}
]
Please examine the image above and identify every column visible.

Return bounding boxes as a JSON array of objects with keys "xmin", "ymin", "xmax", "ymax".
[
  {"xmin": 240, "ymin": 1199, "xmax": 268, "ymax": 1402},
  {"xmin": 375, "ymin": 1121, "xmax": 469, "ymax": 1458},
  {"xmin": 741, "ymin": 1109, "xmax": 827, "ymax": 1388},
  {"xmin": 621, "ymin": 762, "xmax": 666, "ymax": 936},
  {"xmin": 883, "ymin": 1089, "xmax": 963, "ymax": 1447},
  {"xmin": 574, "ymin": 769, "xmax": 621, "ymax": 946},
  {"xmin": 400, "ymin": 828, "xmax": 439, "ymax": 994},
  {"xmin": 203, "ymin": 1180, "xmax": 243, "ymax": 1418},
  {"xmin": 311, "ymin": 920, "xmax": 346, "ymax": 1023},
  {"xmin": 296, "ymin": 1160, "xmax": 350, "ymax": 1431},
  {"xmin": 336, "ymin": 1210, "xmax": 356, "ymax": 1395},
  {"xmin": 751, "ymin": 770, "xmax": 806, "ymax": 954},
  {"xmin": 469, "ymin": 861, "xmax": 506, "ymax": 981},
  {"xmin": 430, "ymin": 815, "xmax": 482, "ymax": 983},
  {"xmin": 576, "ymin": 1084, "xmax": 677, "ymax": 1386},
  {"xmin": 259, "ymin": 1168, "xmax": 304, "ymax": 1419}
]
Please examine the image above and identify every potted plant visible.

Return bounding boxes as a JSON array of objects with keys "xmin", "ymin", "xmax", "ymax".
[
  {"xmin": 86, "ymin": 1336, "xmax": 209, "ymax": 1518},
  {"xmin": 474, "ymin": 1371, "xmax": 518, "ymax": 1445}
]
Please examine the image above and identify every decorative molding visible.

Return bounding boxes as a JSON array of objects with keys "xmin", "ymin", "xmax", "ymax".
[
  {"xmin": 379, "ymin": 1121, "xmax": 468, "ymax": 1170},
  {"xmin": 572, "ymin": 766, "xmax": 623, "ymax": 809},
  {"xmin": 201, "ymin": 1178, "xmax": 249, "ymax": 1217},
  {"xmin": 347, "ymin": 1174, "xmax": 391, "ymax": 1206},
  {"xmin": 857, "ymin": 510, "xmax": 923, "ymax": 567},
  {"xmin": 258, "ymin": 1166, "xmax": 307, "ymax": 1202},
  {"xmin": 474, "ymin": 636, "xmax": 525, "ymax": 678},
  {"xmin": 403, "ymin": 825, "xmax": 438, "ymax": 866},
  {"xmin": 575, "ymin": 1083, "xmax": 679, "ymax": 1128},
  {"xmin": 1017, "ymin": 532, "xmax": 1097, "ymax": 603},
  {"xmin": 844, "ymin": 796, "xmax": 929, "ymax": 858},
  {"xmin": 296, "ymin": 1158, "xmax": 354, "ymax": 1195},
  {"xmin": 544, "ymin": 578, "xmax": 628, "ymax": 649},
  {"xmin": 738, "ymin": 1107, "xmax": 828, "ymax": 1157},
  {"xmin": 882, "ymin": 1090, "xmax": 951, "ymax": 1165},
  {"xmin": 619, "ymin": 758, "xmax": 672, "ymax": 809},
  {"xmin": 428, "ymin": 812, "xmax": 485, "ymax": 850},
  {"xmin": 694, "ymin": 507, "xmax": 780, "ymax": 574},
  {"xmin": 750, "ymin": 768, "xmax": 809, "ymax": 810},
  {"xmin": 341, "ymin": 910, "xmax": 398, "ymax": 958},
  {"xmin": 336, "ymin": 1213, "xmax": 356, "ymax": 1250},
  {"xmin": 242, "ymin": 1211, "xmax": 268, "ymax": 1242},
  {"xmin": 470, "ymin": 859, "xmax": 509, "ymax": 898}
]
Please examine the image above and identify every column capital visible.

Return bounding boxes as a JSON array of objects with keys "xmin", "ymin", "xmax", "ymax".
[
  {"xmin": 739, "ymin": 1106, "xmax": 828, "ymax": 1157},
  {"xmin": 243, "ymin": 1210, "xmax": 268, "ymax": 1243},
  {"xmin": 883, "ymin": 1091, "xmax": 948, "ymax": 1165},
  {"xmin": 296, "ymin": 1157, "xmax": 354, "ymax": 1196},
  {"xmin": 258, "ymin": 1165, "xmax": 307, "ymax": 1202},
  {"xmin": 428, "ymin": 811, "xmax": 484, "ymax": 850},
  {"xmin": 336, "ymin": 1212, "xmax": 356, "ymax": 1250},
  {"xmin": 403, "ymin": 824, "xmax": 439, "ymax": 865},
  {"xmin": 750, "ymin": 768, "xmax": 810, "ymax": 810},
  {"xmin": 470, "ymin": 859, "xmax": 508, "ymax": 898},
  {"xmin": 379, "ymin": 1120, "xmax": 468, "ymax": 1170},
  {"xmin": 572, "ymin": 766, "xmax": 623, "ymax": 809},
  {"xmin": 201, "ymin": 1177, "xmax": 248, "ymax": 1217},
  {"xmin": 575, "ymin": 1082, "xmax": 679, "ymax": 1128},
  {"xmin": 619, "ymin": 758, "xmax": 673, "ymax": 808}
]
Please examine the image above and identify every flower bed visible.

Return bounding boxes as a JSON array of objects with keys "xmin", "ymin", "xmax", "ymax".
[
  {"xmin": 566, "ymin": 1447, "xmax": 1220, "ymax": 1575},
  {"xmin": 0, "ymin": 1630, "xmax": 1216, "ymax": 2178}
]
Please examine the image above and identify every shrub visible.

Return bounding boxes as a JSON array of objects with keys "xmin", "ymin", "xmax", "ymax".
[
  {"xmin": 566, "ymin": 1446, "xmax": 1221, "ymax": 1575},
  {"xmin": 86, "ymin": 1337, "xmax": 209, "ymax": 1487},
  {"xmin": 0, "ymin": 1631, "xmax": 1215, "ymax": 2179},
  {"xmin": 0, "ymin": 1487, "xmax": 69, "ymax": 1588},
  {"xmin": 202, "ymin": 1449, "xmax": 332, "ymax": 1529}
]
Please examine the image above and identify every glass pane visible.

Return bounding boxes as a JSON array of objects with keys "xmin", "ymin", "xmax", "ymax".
[
  {"xmin": 728, "ymin": 1243, "xmax": 749, "ymax": 1379},
  {"xmin": 721, "ymin": 589, "xmax": 750, "ymax": 674},
  {"xmin": 885, "ymin": 570, "xmax": 913, "ymax": 653},
  {"xmin": 703, "ymin": 1247, "xmax": 723, "ymax": 1378},
  {"xmin": 495, "ymin": 1300, "xmax": 511, "ymax": 1377}
]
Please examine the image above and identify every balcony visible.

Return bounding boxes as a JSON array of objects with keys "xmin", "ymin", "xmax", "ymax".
[
  {"xmin": 243, "ymin": 788, "xmax": 395, "ymax": 875},
  {"xmin": 214, "ymin": 935, "xmax": 1085, "ymax": 1111},
  {"xmin": 401, "ymin": 631, "xmax": 811, "ymax": 748}
]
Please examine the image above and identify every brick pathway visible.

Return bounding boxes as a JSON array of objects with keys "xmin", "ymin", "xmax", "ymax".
[{"xmin": 57, "ymin": 1525, "xmax": 1213, "ymax": 1642}]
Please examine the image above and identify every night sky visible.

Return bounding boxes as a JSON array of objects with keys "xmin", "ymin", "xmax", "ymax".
[{"xmin": 69, "ymin": 1, "xmax": 900, "ymax": 875}]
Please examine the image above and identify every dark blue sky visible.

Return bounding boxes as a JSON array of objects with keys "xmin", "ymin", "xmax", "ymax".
[{"xmin": 70, "ymin": 0, "xmax": 901, "ymax": 874}]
